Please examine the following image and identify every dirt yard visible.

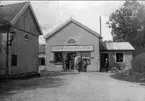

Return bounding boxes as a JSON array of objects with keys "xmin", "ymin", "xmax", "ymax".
[{"xmin": 0, "ymin": 71, "xmax": 145, "ymax": 101}]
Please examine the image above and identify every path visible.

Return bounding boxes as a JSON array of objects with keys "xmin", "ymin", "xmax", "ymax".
[{"xmin": 0, "ymin": 72, "xmax": 145, "ymax": 101}]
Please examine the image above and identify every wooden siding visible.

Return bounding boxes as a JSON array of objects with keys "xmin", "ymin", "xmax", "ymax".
[
  {"xmin": 46, "ymin": 22, "xmax": 100, "ymax": 72},
  {"xmin": 107, "ymin": 50, "xmax": 133, "ymax": 69},
  {"xmin": 0, "ymin": 50, "xmax": 6, "ymax": 75},
  {"xmin": 0, "ymin": 33, "xmax": 7, "ymax": 75},
  {"xmin": 14, "ymin": 6, "xmax": 40, "ymax": 36},
  {"xmin": 10, "ymin": 7, "xmax": 39, "ymax": 74}
]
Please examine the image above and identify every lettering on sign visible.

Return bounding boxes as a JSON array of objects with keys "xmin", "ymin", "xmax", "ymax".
[{"xmin": 51, "ymin": 45, "xmax": 94, "ymax": 52}]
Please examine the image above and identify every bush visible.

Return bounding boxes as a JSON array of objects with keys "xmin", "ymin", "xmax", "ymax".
[
  {"xmin": 110, "ymin": 67, "xmax": 120, "ymax": 74},
  {"xmin": 111, "ymin": 62, "xmax": 131, "ymax": 75},
  {"xmin": 131, "ymin": 52, "xmax": 145, "ymax": 75}
]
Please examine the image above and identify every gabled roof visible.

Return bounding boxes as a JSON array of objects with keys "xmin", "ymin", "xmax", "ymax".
[
  {"xmin": 0, "ymin": 2, "xmax": 43, "ymax": 35},
  {"xmin": 44, "ymin": 18, "xmax": 101, "ymax": 39},
  {"xmin": 100, "ymin": 42, "xmax": 135, "ymax": 51}
]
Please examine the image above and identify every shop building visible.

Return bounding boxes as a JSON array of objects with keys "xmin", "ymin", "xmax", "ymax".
[
  {"xmin": 44, "ymin": 18, "xmax": 101, "ymax": 72},
  {"xmin": 44, "ymin": 18, "xmax": 135, "ymax": 72}
]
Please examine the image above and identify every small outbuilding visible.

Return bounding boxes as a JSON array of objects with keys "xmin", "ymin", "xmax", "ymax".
[{"xmin": 100, "ymin": 42, "xmax": 135, "ymax": 72}]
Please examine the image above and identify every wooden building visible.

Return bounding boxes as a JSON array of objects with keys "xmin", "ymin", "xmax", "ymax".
[
  {"xmin": 44, "ymin": 18, "xmax": 101, "ymax": 72},
  {"xmin": 100, "ymin": 42, "xmax": 135, "ymax": 72},
  {"xmin": 0, "ymin": 2, "xmax": 43, "ymax": 77}
]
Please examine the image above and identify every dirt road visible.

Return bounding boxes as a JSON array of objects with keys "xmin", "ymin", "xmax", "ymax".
[{"xmin": 0, "ymin": 72, "xmax": 145, "ymax": 101}]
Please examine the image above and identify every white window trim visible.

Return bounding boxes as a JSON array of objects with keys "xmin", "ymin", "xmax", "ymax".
[
  {"xmin": 66, "ymin": 38, "xmax": 77, "ymax": 45},
  {"xmin": 115, "ymin": 52, "xmax": 125, "ymax": 63}
]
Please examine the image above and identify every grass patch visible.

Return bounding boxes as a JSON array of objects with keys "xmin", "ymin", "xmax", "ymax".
[{"xmin": 111, "ymin": 73, "xmax": 145, "ymax": 83}]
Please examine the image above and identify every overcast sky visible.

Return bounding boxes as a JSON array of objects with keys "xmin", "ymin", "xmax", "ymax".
[{"xmin": 1, "ymin": 1, "xmax": 125, "ymax": 44}]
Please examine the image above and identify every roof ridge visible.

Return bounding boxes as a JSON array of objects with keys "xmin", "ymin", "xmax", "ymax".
[
  {"xmin": 44, "ymin": 17, "xmax": 100, "ymax": 39},
  {"xmin": 1, "ymin": 2, "xmax": 28, "ymax": 6}
]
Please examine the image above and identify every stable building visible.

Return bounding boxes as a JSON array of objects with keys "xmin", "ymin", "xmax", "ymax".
[
  {"xmin": 0, "ymin": 2, "xmax": 43, "ymax": 77},
  {"xmin": 44, "ymin": 18, "xmax": 101, "ymax": 72}
]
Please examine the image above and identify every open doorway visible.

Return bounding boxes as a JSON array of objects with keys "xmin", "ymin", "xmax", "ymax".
[
  {"xmin": 65, "ymin": 52, "xmax": 76, "ymax": 70},
  {"xmin": 100, "ymin": 53, "xmax": 109, "ymax": 72}
]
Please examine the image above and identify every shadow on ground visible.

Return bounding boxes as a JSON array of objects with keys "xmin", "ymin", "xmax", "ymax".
[{"xmin": 0, "ymin": 71, "xmax": 78, "ymax": 95}]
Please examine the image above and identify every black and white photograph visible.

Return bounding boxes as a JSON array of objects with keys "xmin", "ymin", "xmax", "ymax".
[{"xmin": 0, "ymin": 0, "xmax": 145, "ymax": 101}]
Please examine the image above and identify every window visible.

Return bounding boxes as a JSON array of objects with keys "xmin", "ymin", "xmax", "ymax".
[
  {"xmin": 12, "ymin": 55, "xmax": 17, "ymax": 66},
  {"xmin": 54, "ymin": 52, "xmax": 62, "ymax": 64},
  {"xmin": 24, "ymin": 34, "xmax": 30, "ymax": 40},
  {"xmin": 116, "ymin": 53, "xmax": 124, "ymax": 62},
  {"xmin": 67, "ymin": 39, "xmax": 76, "ymax": 44},
  {"xmin": 82, "ymin": 52, "xmax": 91, "ymax": 65},
  {"xmin": 39, "ymin": 58, "xmax": 45, "ymax": 65}
]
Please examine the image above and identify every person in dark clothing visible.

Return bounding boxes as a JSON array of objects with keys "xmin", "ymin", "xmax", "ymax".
[
  {"xmin": 82, "ymin": 59, "xmax": 88, "ymax": 72},
  {"xmin": 104, "ymin": 58, "xmax": 109, "ymax": 73},
  {"xmin": 78, "ymin": 59, "xmax": 82, "ymax": 72}
]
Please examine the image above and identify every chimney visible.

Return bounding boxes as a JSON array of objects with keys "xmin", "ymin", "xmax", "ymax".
[{"xmin": 99, "ymin": 16, "xmax": 103, "ymax": 42}]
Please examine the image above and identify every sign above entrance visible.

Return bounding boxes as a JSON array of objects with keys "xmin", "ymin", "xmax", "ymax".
[{"xmin": 51, "ymin": 45, "xmax": 94, "ymax": 52}]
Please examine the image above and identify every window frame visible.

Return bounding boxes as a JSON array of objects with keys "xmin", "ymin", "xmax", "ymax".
[
  {"xmin": 11, "ymin": 55, "xmax": 17, "ymax": 66},
  {"xmin": 81, "ymin": 52, "xmax": 91, "ymax": 65},
  {"xmin": 67, "ymin": 39, "xmax": 76, "ymax": 44},
  {"xmin": 115, "ymin": 52, "xmax": 125, "ymax": 63},
  {"xmin": 54, "ymin": 52, "xmax": 63, "ymax": 65},
  {"xmin": 24, "ymin": 33, "xmax": 30, "ymax": 40}
]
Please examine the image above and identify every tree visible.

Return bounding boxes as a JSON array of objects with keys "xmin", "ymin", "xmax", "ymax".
[
  {"xmin": 107, "ymin": 0, "xmax": 145, "ymax": 55},
  {"xmin": 107, "ymin": 0, "xmax": 145, "ymax": 44}
]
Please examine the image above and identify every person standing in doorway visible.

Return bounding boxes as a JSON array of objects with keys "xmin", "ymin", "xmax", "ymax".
[{"xmin": 104, "ymin": 58, "xmax": 109, "ymax": 73}]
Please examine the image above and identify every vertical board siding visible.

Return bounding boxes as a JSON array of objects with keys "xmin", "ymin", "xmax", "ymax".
[
  {"xmin": 0, "ymin": 32, "xmax": 7, "ymax": 75},
  {"xmin": 109, "ymin": 51, "xmax": 133, "ymax": 69},
  {"xmin": 11, "ymin": 7, "xmax": 39, "ymax": 74}
]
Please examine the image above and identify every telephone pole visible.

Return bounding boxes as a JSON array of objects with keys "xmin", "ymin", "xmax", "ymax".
[{"xmin": 99, "ymin": 16, "xmax": 102, "ymax": 37}]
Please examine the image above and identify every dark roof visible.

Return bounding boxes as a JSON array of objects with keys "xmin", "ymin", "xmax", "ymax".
[
  {"xmin": 39, "ymin": 45, "xmax": 45, "ymax": 53},
  {"xmin": 0, "ymin": 2, "xmax": 27, "ymax": 24},
  {"xmin": 100, "ymin": 42, "xmax": 135, "ymax": 51},
  {"xmin": 0, "ymin": 2, "xmax": 43, "ymax": 35},
  {"xmin": 44, "ymin": 18, "xmax": 101, "ymax": 39}
]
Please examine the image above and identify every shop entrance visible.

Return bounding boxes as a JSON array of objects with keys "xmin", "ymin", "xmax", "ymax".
[{"xmin": 65, "ymin": 52, "xmax": 76, "ymax": 70}]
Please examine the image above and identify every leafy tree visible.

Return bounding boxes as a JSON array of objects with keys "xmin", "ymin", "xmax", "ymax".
[
  {"xmin": 107, "ymin": 0, "xmax": 145, "ymax": 55},
  {"xmin": 107, "ymin": 0, "xmax": 145, "ymax": 46}
]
